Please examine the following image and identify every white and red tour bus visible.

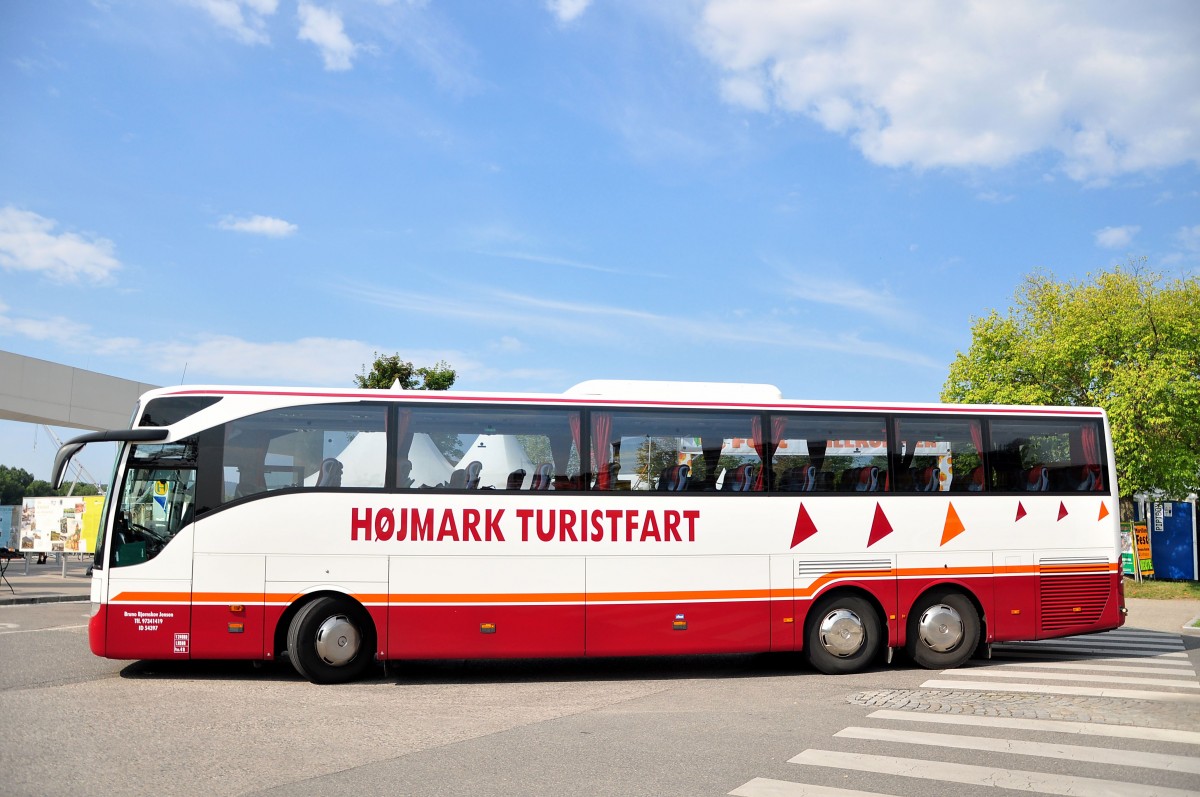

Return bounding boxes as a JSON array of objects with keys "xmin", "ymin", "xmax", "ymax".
[{"xmin": 53, "ymin": 380, "xmax": 1124, "ymax": 683}]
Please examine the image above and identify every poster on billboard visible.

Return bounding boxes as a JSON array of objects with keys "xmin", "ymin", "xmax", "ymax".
[
  {"xmin": 1, "ymin": 505, "xmax": 20, "ymax": 549},
  {"xmin": 18, "ymin": 496, "xmax": 103, "ymax": 554}
]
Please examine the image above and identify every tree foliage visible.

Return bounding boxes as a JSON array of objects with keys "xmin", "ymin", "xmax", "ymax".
[
  {"xmin": 942, "ymin": 262, "xmax": 1200, "ymax": 499},
  {"xmin": 0, "ymin": 465, "xmax": 34, "ymax": 505},
  {"xmin": 353, "ymin": 353, "xmax": 457, "ymax": 391},
  {"xmin": 0, "ymin": 466, "xmax": 102, "ymax": 502}
]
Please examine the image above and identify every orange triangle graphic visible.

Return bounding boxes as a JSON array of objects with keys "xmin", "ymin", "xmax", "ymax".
[
  {"xmin": 941, "ymin": 502, "xmax": 966, "ymax": 546},
  {"xmin": 1015, "ymin": 502, "xmax": 1027, "ymax": 521},
  {"xmin": 1057, "ymin": 502, "xmax": 1069, "ymax": 521},
  {"xmin": 867, "ymin": 503, "xmax": 893, "ymax": 547},
  {"xmin": 791, "ymin": 503, "xmax": 819, "ymax": 548},
  {"xmin": 1098, "ymin": 503, "xmax": 1110, "ymax": 520}
]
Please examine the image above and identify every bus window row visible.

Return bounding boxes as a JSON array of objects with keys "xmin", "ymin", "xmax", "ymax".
[{"xmin": 213, "ymin": 403, "xmax": 1108, "ymax": 504}]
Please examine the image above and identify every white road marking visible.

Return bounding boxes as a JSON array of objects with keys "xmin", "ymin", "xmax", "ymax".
[
  {"xmin": 790, "ymin": 749, "xmax": 1200, "ymax": 797},
  {"xmin": 920, "ymin": 678, "xmax": 1200, "ymax": 703},
  {"xmin": 836, "ymin": 726, "xmax": 1200, "ymax": 774},
  {"xmin": 941, "ymin": 668, "xmax": 1200, "ymax": 689},
  {"xmin": 866, "ymin": 708, "xmax": 1200, "ymax": 745}
]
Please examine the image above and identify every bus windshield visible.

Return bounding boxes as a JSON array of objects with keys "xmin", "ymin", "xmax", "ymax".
[{"xmin": 111, "ymin": 440, "xmax": 198, "ymax": 567}]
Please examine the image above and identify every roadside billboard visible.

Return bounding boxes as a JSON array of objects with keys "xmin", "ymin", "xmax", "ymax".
[{"xmin": 18, "ymin": 496, "xmax": 104, "ymax": 554}]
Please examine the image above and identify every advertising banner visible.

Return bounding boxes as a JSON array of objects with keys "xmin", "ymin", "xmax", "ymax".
[
  {"xmin": 18, "ymin": 496, "xmax": 104, "ymax": 554},
  {"xmin": 1133, "ymin": 522, "xmax": 1153, "ymax": 579},
  {"xmin": 0, "ymin": 505, "xmax": 20, "ymax": 549}
]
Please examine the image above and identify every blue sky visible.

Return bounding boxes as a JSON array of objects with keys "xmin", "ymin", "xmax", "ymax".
[{"xmin": 2, "ymin": 0, "xmax": 1199, "ymax": 481}]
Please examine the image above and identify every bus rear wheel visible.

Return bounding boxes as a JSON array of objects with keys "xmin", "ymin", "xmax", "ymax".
[
  {"xmin": 906, "ymin": 590, "xmax": 979, "ymax": 670},
  {"xmin": 286, "ymin": 596, "xmax": 376, "ymax": 684},
  {"xmin": 805, "ymin": 595, "xmax": 882, "ymax": 675}
]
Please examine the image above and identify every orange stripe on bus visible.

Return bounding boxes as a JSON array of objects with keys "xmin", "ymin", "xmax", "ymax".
[{"xmin": 108, "ymin": 562, "xmax": 1116, "ymax": 607}]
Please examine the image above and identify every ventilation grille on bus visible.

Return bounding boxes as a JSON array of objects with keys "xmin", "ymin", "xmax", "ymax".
[
  {"xmin": 796, "ymin": 559, "xmax": 892, "ymax": 579},
  {"xmin": 1039, "ymin": 573, "xmax": 1110, "ymax": 632}
]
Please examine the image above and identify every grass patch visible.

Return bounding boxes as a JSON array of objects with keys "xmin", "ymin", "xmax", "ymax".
[{"xmin": 1124, "ymin": 578, "xmax": 1200, "ymax": 600}]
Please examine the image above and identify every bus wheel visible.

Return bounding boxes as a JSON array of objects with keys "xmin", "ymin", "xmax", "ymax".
[
  {"xmin": 906, "ymin": 590, "xmax": 979, "ymax": 670},
  {"xmin": 805, "ymin": 595, "xmax": 882, "ymax": 675},
  {"xmin": 286, "ymin": 597, "xmax": 376, "ymax": 684}
]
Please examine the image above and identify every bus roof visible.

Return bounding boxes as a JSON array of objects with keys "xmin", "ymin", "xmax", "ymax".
[{"xmin": 141, "ymin": 380, "xmax": 1105, "ymax": 418}]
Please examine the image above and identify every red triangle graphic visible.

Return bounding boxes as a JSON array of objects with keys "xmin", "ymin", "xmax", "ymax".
[
  {"xmin": 941, "ymin": 502, "xmax": 966, "ymax": 546},
  {"xmin": 1058, "ymin": 502, "xmax": 1069, "ymax": 521},
  {"xmin": 1098, "ymin": 503, "xmax": 1110, "ymax": 521},
  {"xmin": 790, "ymin": 503, "xmax": 818, "ymax": 548},
  {"xmin": 867, "ymin": 503, "xmax": 893, "ymax": 547},
  {"xmin": 1015, "ymin": 502, "xmax": 1027, "ymax": 521}
]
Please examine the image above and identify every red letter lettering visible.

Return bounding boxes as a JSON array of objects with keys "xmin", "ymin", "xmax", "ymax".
[
  {"xmin": 375, "ymin": 508, "xmax": 395, "ymax": 541},
  {"xmin": 351, "ymin": 508, "xmax": 372, "ymax": 541}
]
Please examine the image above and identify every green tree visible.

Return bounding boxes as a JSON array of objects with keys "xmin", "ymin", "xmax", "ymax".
[
  {"xmin": 942, "ymin": 262, "xmax": 1200, "ymax": 498},
  {"xmin": 23, "ymin": 480, "xmax": 103, "ymax": 498},
  {"xmin": 0, "ymin": 465, "xmax": 34, "ymax": 504},
  {"xmin": 354, "ymin": 353, "xmax": 457, "ymax": 391}
]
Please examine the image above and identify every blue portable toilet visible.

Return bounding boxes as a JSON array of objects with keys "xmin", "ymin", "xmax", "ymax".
[{"xmin": 1148, "ymin": 500, "xmax": 1198, "ymax": 580}]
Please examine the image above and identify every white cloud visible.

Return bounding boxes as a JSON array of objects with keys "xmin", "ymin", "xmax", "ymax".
[
  {"xmin": 217, "ymin": 214, "xmax": 298, "ymax": 237},
  {"xmin": 545, "ymin": 0, "xmax": 591, "ymax": 24},
  {"xmin": 186, "ymin": 0, "xmax": 279, "ymax": 45},
  {"xmin": 0, "ymin": 206, "xmax": 121, "ymax": 283},
  {"xmin": 1179, "ymin": 224, "xmax": 1200, "ymax": 252},
  {"xmin": 695, "ymin": 0, "xmax": 1200, "ymax": 182},
  {"xmin": 298, "ymin": 2, "xmax": 357, "ymax": 71},
  {"xmin": 1094, "ymin": 225, "xmax": 1140, "ymax": 249}
]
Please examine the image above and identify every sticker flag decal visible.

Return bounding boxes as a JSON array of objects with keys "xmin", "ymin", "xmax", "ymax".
[
  {"xmin": 1098, "ymin": 503, "xmax": 1110, "ymax": 520},
  {"xmin": 791, "ymin": 503, "xmax": 819, "ymax": 548},
  {"xmin": 941, "ymin": 502, "xmax": 966, "ymax": 546},
  {"xmin": 1015, "ymin": 502, "xmax": 1028, "ymax": 521},
  {"xmin": 867, "ymin": 503, "xmax": 893, "ymax": 547},
  {"xmin": 1058, "ymin": 502, "xmax": 1069, "ymax": 521}
]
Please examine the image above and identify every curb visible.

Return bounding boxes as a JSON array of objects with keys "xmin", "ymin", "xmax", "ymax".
[{"xmin": 0, "ymin": 595, "xmax": 89, "ymax": 607}]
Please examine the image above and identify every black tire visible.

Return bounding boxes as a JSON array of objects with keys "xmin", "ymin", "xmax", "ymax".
[
  {"xmin": 804, "ymin": 594, "xmax": 882, "ymax": 675},
  {"xmin": 906, "ymin": 590, "xmax": 980, "ymax": 670},
  {"xmin": 286, "ymin": 596, "xmax": 376, "ymax": 684}
]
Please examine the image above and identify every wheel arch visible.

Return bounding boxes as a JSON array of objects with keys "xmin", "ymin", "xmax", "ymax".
[
  {"xmin": 902, "ymin": 581, "xmax": 988, "ymax": 648},
  {"xmin": 273, "ymin": 589, "xmax": 376, "ymax": 661},
  {"xmin": 802, "ymin": 584, "xmax": 889, "ymax": 649}
]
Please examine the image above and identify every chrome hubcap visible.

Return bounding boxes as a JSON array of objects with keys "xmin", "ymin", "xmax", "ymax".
[
  {"xmin": 818, "ymin": 608, "xmax": 866, "ymax": 657},
  {"xmin": 314, "ymin": 614, "xmax": 361, "ymax": 667},
  {"xmin": 918, "ymin": 603, "xmax": 964, "ymax": 652}
]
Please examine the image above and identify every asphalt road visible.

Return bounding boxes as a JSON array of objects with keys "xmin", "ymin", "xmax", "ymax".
[{"xmin": 1, "ymin": 602, "xmax": 1197, "ymax": 797}]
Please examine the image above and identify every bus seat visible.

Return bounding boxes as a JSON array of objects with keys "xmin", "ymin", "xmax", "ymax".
[
  {"xmin": 448, "ymin": 469, "xmax": 467, "ymax": 489},
  {"xmin": 1025, "ymin": 465, "xmax": 1048, "ymax": 491},
  {"xmin": 855, "ymin": 466, "xmax": 879, "ymax": 492},
  {"xmin": 396, "ymin": 458, "xmax": 413, "ymax": 488},
  {"xmin": 1075, "ymin": 464, "xmax": 1101, "ymax": 491},
  {"xmin": 506, "ymin": 468, "xmax": 527, "ymax": 490},
  {"xmin": 464, "ymin": 460, "xmax": 483, "ymax": 489},
  {"xmin": 594, "ymin": 461, "xmax": 620, "ymax": 490},
  {"xmin": 533, "ymin": 463, "xmax": 554, "ymax": 490},
  {"xmin": 316, "ymin": 458, "xmax": 343, "ymax": 488},
  {"xmin": 658, "ymin": 464, "xmax": 690, "ymax": 491},
  {"xmin": 913, "ymin": 466, "xmax": 939, "ymax": 492}
]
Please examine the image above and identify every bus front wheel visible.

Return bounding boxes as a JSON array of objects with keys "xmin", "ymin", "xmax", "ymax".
[
  {"xmin": 286, "ymin": 596, "xmax": 376, "ymax": 684},
  {"xmin": 906, "ymin": 590, "xmax": 979, "ymax": 670},
  {"xmin": 805, "ymin": 594, "xmax": 882, "ymax": 675}
]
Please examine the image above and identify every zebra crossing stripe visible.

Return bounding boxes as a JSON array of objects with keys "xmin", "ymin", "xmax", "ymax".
[
  {"xmin": 835, "ymin": 726, "xmax": 1200, "ymax": 774},
  {"xmin": 994, "ymin": 644, "xmax": 1188, "ymax": 659},
  {"xmin": 1000, "ymin": 638, "xmax": 1183, "ymax": 652},
  {"xmin": 920, "ymin": 678, "xmax": 1200, "ymax": 703},
  {"xmin": 988, "ymin": 660, "xmax": 1197, "ymax": 676},
  {"xmin": 866, "ymin": 708, "xmax": 1200, "ymax": 745},
  {"xmin": 789, "ymin": 749, "xmax": 1200, "ymax": 797},
  {"xmin": 1100, "ymin": 629, "xmax": 1183, "ymax": 639},
  {"xmin": 993, "ymin": 648, "xmax": 1193, "ymax": 664},
  {"xmin": 944, "ymin": 668, "xmax": 1200, "ymax": 689},
  {"xmin": 728, "ymin": 778, "xmax": 883, "ymax": 797}
]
